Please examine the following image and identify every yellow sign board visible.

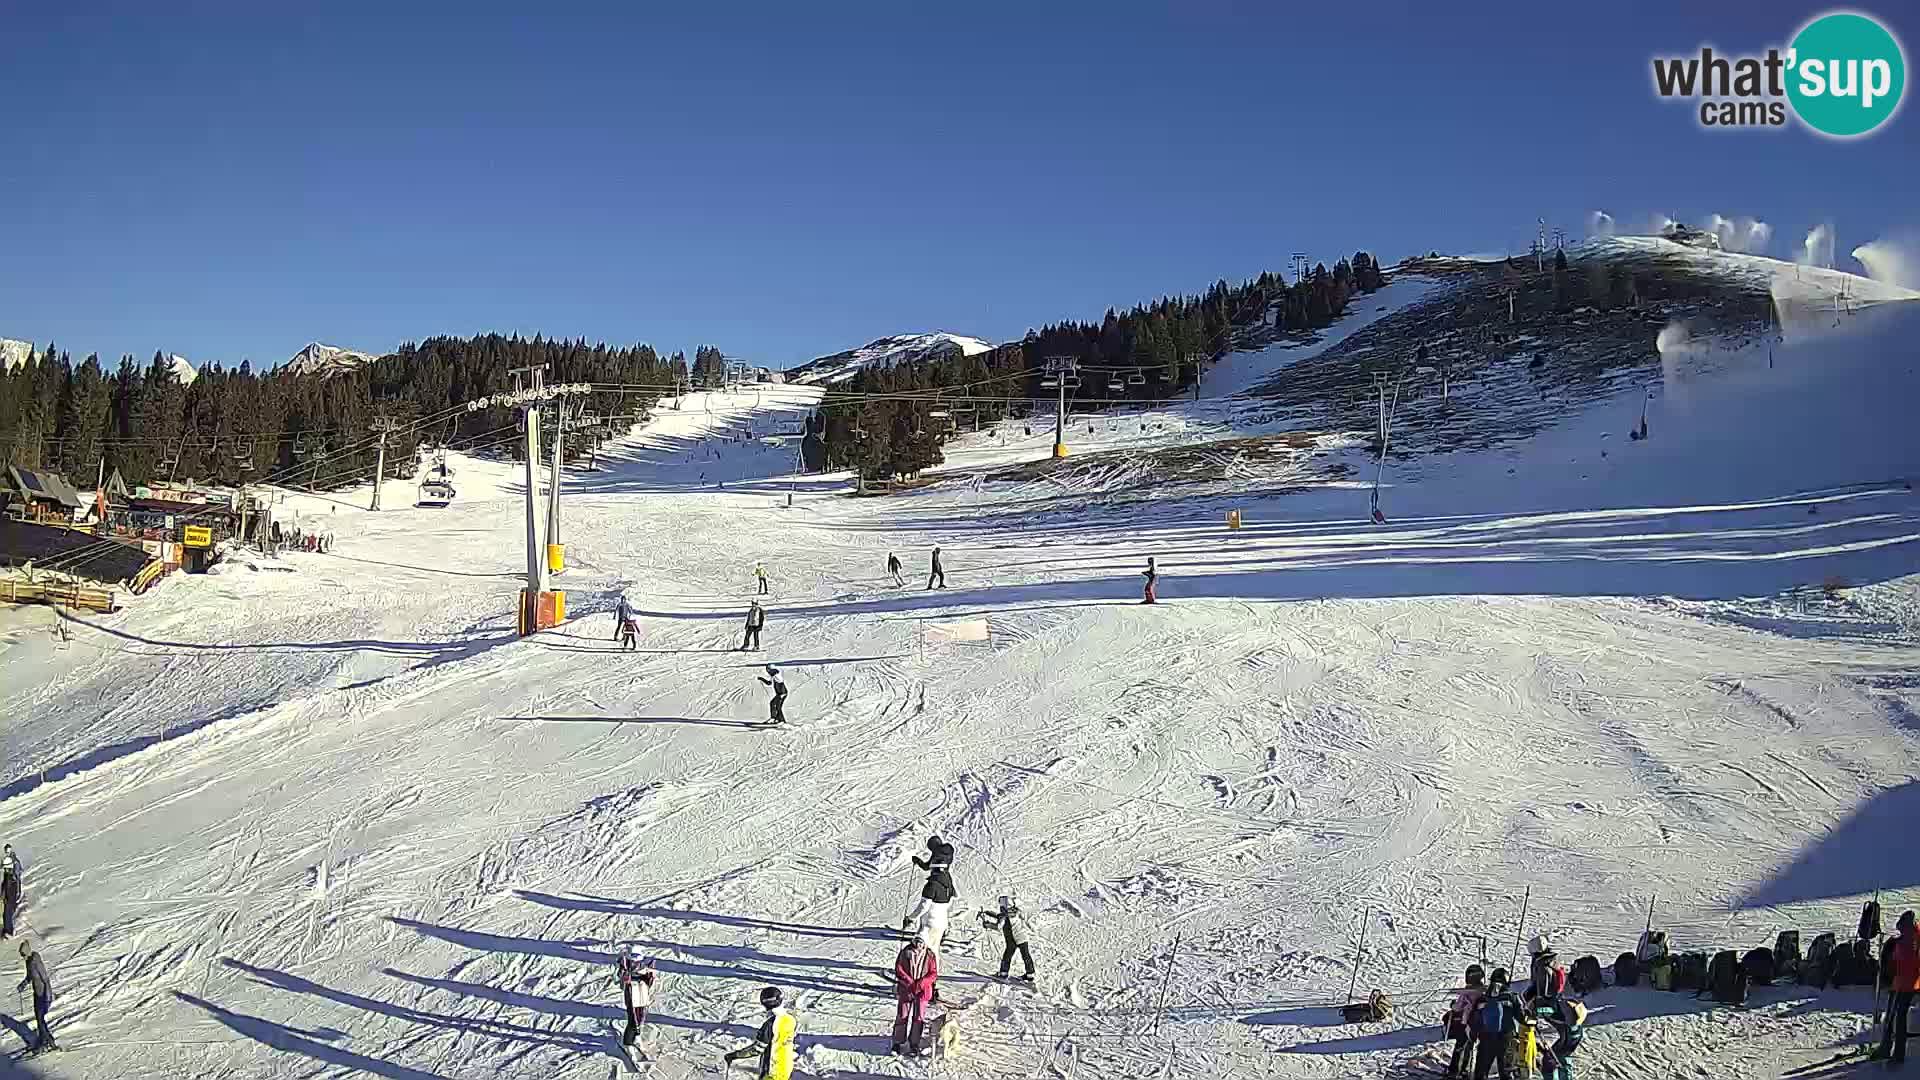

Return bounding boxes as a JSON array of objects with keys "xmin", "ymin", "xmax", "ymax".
[{"xmin": 182, "ymin": 525, "xmax": 213, "ymax": 548}]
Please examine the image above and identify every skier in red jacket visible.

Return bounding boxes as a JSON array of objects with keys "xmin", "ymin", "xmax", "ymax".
[
  {"xmin": 891, "ymin": 936, "xmax": 939, "ymax": 1057},
  {"xmin": 1876, "ymin": 910, "xmax": 1918, "ymax": 1064}
]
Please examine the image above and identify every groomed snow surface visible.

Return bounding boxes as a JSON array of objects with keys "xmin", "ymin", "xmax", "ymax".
[{"xmin": 2, "ymin": 292, "xmax": 1918, "ymax": 1080}]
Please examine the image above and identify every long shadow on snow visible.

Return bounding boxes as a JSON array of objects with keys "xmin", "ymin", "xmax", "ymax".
[
  {"xmin": 383, "ymin": 968, "xmax": 753, "ymax": 1039},
  {"xmin": 223, "ymin": 959, "xmax": 603, "ymax": 1056},
  {"xmin": 1, "ymin": 618, "xmax": 521, "ymax": 806},
  {"xmin": 517, "ymin": 890, "xmax": 894, "ymax": 942},
  {"xmin": 173, "ymin": 990, "xmax": 453, "ymax": 1080},
  {"xmin": 504, "ymin": 716, "xmax": 765, "ymax": 730},
  {"xmin": 392, "ymin": 916, "xmax": 890, "ymax": 1000},
  {"xmin": 1741, "ymin": 781, "xmax": 1920, "ymax": 907}
]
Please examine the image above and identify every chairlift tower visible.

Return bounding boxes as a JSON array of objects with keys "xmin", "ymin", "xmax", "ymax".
[
  {"xmin": 369, "ymin": 417, "xmax": 400, "ymax": 511},
  {"xmin": 1042, "ymin": 356, "xmax": 1079, "ymax": 459},
  {"xmin": 1292, "ymin": 253, "xmax": 1309, "ymax": 284},
  {"xmin": 466, "ymin": 367, "xmax": 591, "ymax": 632}
]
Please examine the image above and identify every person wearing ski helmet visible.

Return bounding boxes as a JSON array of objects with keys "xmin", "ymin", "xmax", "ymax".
[
  {"xmin": 903, "ymin": 856, "xmax": 956, "ymax": 948},
  {"xmin": 978, "ymin": 894, "xmax": 1035, "ymax": 982},
  {"xmin": 16, "ymin": 938, "xmax": 55, "ymax": 1053},
  {"xmin": 724, "ymin": 986, "xmax": 796, "ymax": 1079},
  {"xmin": 912, "ymin": 835, "xmax": 954, "ymax": 872},
  {"xmin": 1444, "ymin": 963, "xmax": 1486, "ymax": 1078},
  {"xmin": 617, "ymin": 946, "xmax": 657, "ymax": 1048},
  {"xmin": 757, "ymin": 665, "xmax": 787, "ymax": 725},
  {"xmin": 1468, "ymin": 967, "xmax": 1519, "ymax": 1080}
]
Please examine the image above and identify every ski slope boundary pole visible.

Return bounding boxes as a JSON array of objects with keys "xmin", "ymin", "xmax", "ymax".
[
  {"xmin": 1152, "ymin": 934, "xmax": 1181, "ymax": 1038},
  {"xmin": 1509, "ymin": 887, "xmax": 1531, "ymax": 976},
  {"xmin": 1346, "ymin": 909, "xmax": 1368, "ymax": 1005}
]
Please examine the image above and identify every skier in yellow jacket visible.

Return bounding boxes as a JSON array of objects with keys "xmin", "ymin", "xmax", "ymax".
[{"xmin": 724, "ymin": 986, "xmax": 796, "ymax": 1080}]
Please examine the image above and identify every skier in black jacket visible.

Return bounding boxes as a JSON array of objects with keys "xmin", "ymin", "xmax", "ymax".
[
  {"xmin": 741, "ymin": 601, "xmax": 765, "ymax": 651},
  {"xmin": 1, "ymin": 846, "xmax": 20, "ymax": 938},
  {"xmin": 926, "ymin": 547, "xmax": 945, "ymax": 590},
  {"xmin": 757, "ymin": 665, "xmax": 787, "ymax": 725},
  {"xmin": 17, "ymin": 939, "xmax": 54, "ymax": 1053},
  {"xmin": 904, "ymin": 863, "xmax": 956, "ymax": 948}
]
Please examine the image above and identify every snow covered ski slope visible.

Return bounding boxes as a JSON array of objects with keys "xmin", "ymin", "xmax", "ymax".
[{"xmin": 0, "ymin": 299, "xmax": 1917, "ymax": 1080}]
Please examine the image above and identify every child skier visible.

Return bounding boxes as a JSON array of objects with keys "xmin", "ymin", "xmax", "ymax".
[
  {"xmin": 1533, "ymin": 992, "xmax": 1587, "ymax": 1080},
  {"xmin": 892, "ymin": 935, "xmax": 939, "ymax": 1056},
  {"xmin": 617, "ymin": 947, "xmax": 657, "ymax": 1050},
  {"xmin": 724, "ymin": 986, "xmax": 796, "ymax": 1080},
  {"xmin": 757, "ymin": 665, "xmax": 787, "ymax": 725},
  {"xmin": 613, "ymin": 595, "xmax": 637, "ymax": 647},
  {"xmin": 1443, "ymin": 964, "xmax": 1485, "ymax": 1079},
  {"xmin": 978, "ymin": 895, "xmax": 1035, "ymax": 983}
]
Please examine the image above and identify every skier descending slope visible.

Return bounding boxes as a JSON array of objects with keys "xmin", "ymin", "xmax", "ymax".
[
  {"xmin": 887, "ymin": 552, "xmax": 904, "ymax": 587},
  {"xmin": 979, "ymin": 894, "xmax": 1036, "ymax": 984},
  {"xmin": 616, "ymin": 946, "xmax": 656, "ymax": 1051},
  {"xmin": 723, "ymin": 986, "xmax": 796, "ymax": 1080},
  {"xmin": 757, "ymin": 665, "xmax": 787, "ymax": 725},
  {"xmin": 892, "ymin": 935, "xmax": 939, "ymax": 1056},
  {"xmin": 16, "ymin": 939, "xmax": 55, "ymax": 1054}
]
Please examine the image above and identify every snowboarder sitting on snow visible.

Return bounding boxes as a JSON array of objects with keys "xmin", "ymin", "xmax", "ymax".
[
  {"xmin": 904, "ymin": 859, "xmax": 956, "ymax": 948},
  {"xmin": 892, "ymin": 935, "xmax": 939, "ymax": 1056},
  {"xmin": 1443, "ymin": 963, "xmax": 1485, "ymax": 1079},
  {"xmin": 887, "ymin": 552, "xmax": 904, "ymax": 587},
  {"xmin": 617, "ymin": 946, "xmax": 656, "ymax": 1049},
  {"xmin": 741, "ymin": 601, "xmax": 765, "ymax": 651},
  {"xmin": 723, "ymin": 986, "xmax": 796, "ymax": 1080},
  {"xmin": 1, "ymin": 845, "xmax": 20, "ymax": 938},
  {"xmin": 1468, "ymin": 968, "xmax": 1520, "ymax": 1080},
  {"xmin": 979, "ymin": 894, "xmax": 1035, "ymax": 983},
  {"xmin": 757, "ymin": 665, "xmax": 787, "ymax": 725},
  {"xmin": 16, "ymin": 939, "xmax": 55, "ymax": 1054}
]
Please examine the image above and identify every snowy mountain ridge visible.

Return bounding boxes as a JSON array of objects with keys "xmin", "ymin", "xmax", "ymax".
[
  {"xmin": 283, "ymin": 341, "xmax": 381, "ymax": 378},
  {"xmin": 0, "ymin": 338, "xmax": 32, "ymax": 370},
  {"xmin": 788, "ymin": 331, "xmax": 994, "ymax": 385},
  {"xmin": 166, "ymin": 353, "xmax": 197, "ymax": 385}
]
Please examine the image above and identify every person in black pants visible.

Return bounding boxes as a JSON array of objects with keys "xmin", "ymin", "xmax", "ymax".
[
  {"xmin": 926, "ymin": 547, "xmax": 945, "ymax": 589},
  {"xmin": 979, "ymin": 895, "xmax": 1036, "ymax": 983},
  {"xmin": 757, "ymin": 665, "xmax": 787, "ymax": 725},
  {"xmin": 1471, "ymin": 969, "xmax": 1518, "ymax": 1080},
  {"xmin": 741, "ymin": 601, "xmax": 765, "ymax": 651},
  {"xmin": 1, "ymin": 848, "xmax": 20, "ymax": 939},
  {"xmin": 1877, "ymin": 910, "xmax": 1917, "ymax": 1063},
  {"xmin": 17, "ymin": 939, "xmax": 54, "ymax": 1053}
]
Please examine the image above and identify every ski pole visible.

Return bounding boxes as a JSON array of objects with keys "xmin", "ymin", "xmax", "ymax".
[
  {"xmin": 1346, "ymin": 909, "xmax": 1368, "ymax": 1005},
  {"xmin": 1509, "ymin": 887, "xmax": 1531, "ymax": 976}
]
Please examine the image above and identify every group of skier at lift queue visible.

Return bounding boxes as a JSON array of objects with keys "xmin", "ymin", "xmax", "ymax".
[
  {"xmin": 607, "ymin": 833, "xmax": 1035, "ymax": 1074},
  {"xmin": 1, "ymin": 846, "xmax": 59, "ymax": 1056}
]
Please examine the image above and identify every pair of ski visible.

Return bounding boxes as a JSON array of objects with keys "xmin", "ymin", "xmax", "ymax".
[{"xmin": 603, "ymin": 1018, "xmax": 649, "ymax": 1074}]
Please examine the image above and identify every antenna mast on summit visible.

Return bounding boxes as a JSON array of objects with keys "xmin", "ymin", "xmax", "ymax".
[{"xmin": 1536, "ymin": 218, "xmax": 1547, "ymax": 272}]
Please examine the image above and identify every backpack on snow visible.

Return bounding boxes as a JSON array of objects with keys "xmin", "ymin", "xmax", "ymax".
[
  {"xmin": 1741, "ymin": 946, "xmax": 1776, "ymax": 986},
  {"xmin": 1569, "ymin": 955, "xmax": 1605, "ymax": 995},
  {"xmin": 1850, "ymin": 938, "xmax": 1880, "ymax": 989},
  {"xmin": 1613, "ymin": 951, "xmax": 1641, "ymax": 987},
  {"xmin": 1636, "ymin": 929, "xmax": 1670, "ymax": 963},
  {"xmin": 1774, "ymin": 930, "xmax": 1802, "ymax": 971},
  {"xmin": 1341, "ymin": 990, "xmax": 1392, "ymax": 1024},
  {"xmin": 1675, "ymin": 951, "xmax": 1711, "ymax": 992},
  {"xmin": 1860, "ymin": 900, "xmax": 1883, "ymax": 941},
  {"xmin": 1709, "ymin": 950, "xmax": 1749, "ymax": 1005},
  {"xmin": 1802, "ymin": 932, "xmax": 1837, "ymax": 986},
  {"xmin": 1649, "ymin": 954, "xmax": 1675, "ymax": 991}
]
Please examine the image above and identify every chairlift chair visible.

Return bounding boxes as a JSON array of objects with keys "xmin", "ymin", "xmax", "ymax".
[
  {"xmin": 1127, "ymin": 372, "xmax": 1146, "ymax": 386},
  {"xmin": 1062, "ymin": 376, "xmax": 1081, "ymax": 389},
  {"xmin": 1106, "ymin": 378, "xmax": 1124, "ymax": 392},
  {"xmin": 1040, "ymin": 377, "xmax": 1059, "ymax": 389}
]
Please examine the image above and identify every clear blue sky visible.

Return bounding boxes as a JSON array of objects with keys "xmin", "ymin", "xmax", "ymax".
[{"xmin": 4, "ymin": 1, "xmax": 1914, "ymax": 370}]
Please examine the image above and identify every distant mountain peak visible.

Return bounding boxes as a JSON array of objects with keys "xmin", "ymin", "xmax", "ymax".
[
  {"xmin": 166, "ymin": 354, "xmax": 197, "ymax": 385},
  {"xmin": 789, "ymin": 332, "xmax": 994, "ymax": 385},
  {"xmin": 1, "ymin": 338, "xmax": 33, "ymax": 371},
  {"xmin": 284, "ymin": 342, "xmax": 379, "ymax": 378}
]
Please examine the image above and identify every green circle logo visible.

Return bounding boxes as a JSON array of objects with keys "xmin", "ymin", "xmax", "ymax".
[{"xmin": 1787, "ymin": 12, "xmax": 1906, "ymax": 137}]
